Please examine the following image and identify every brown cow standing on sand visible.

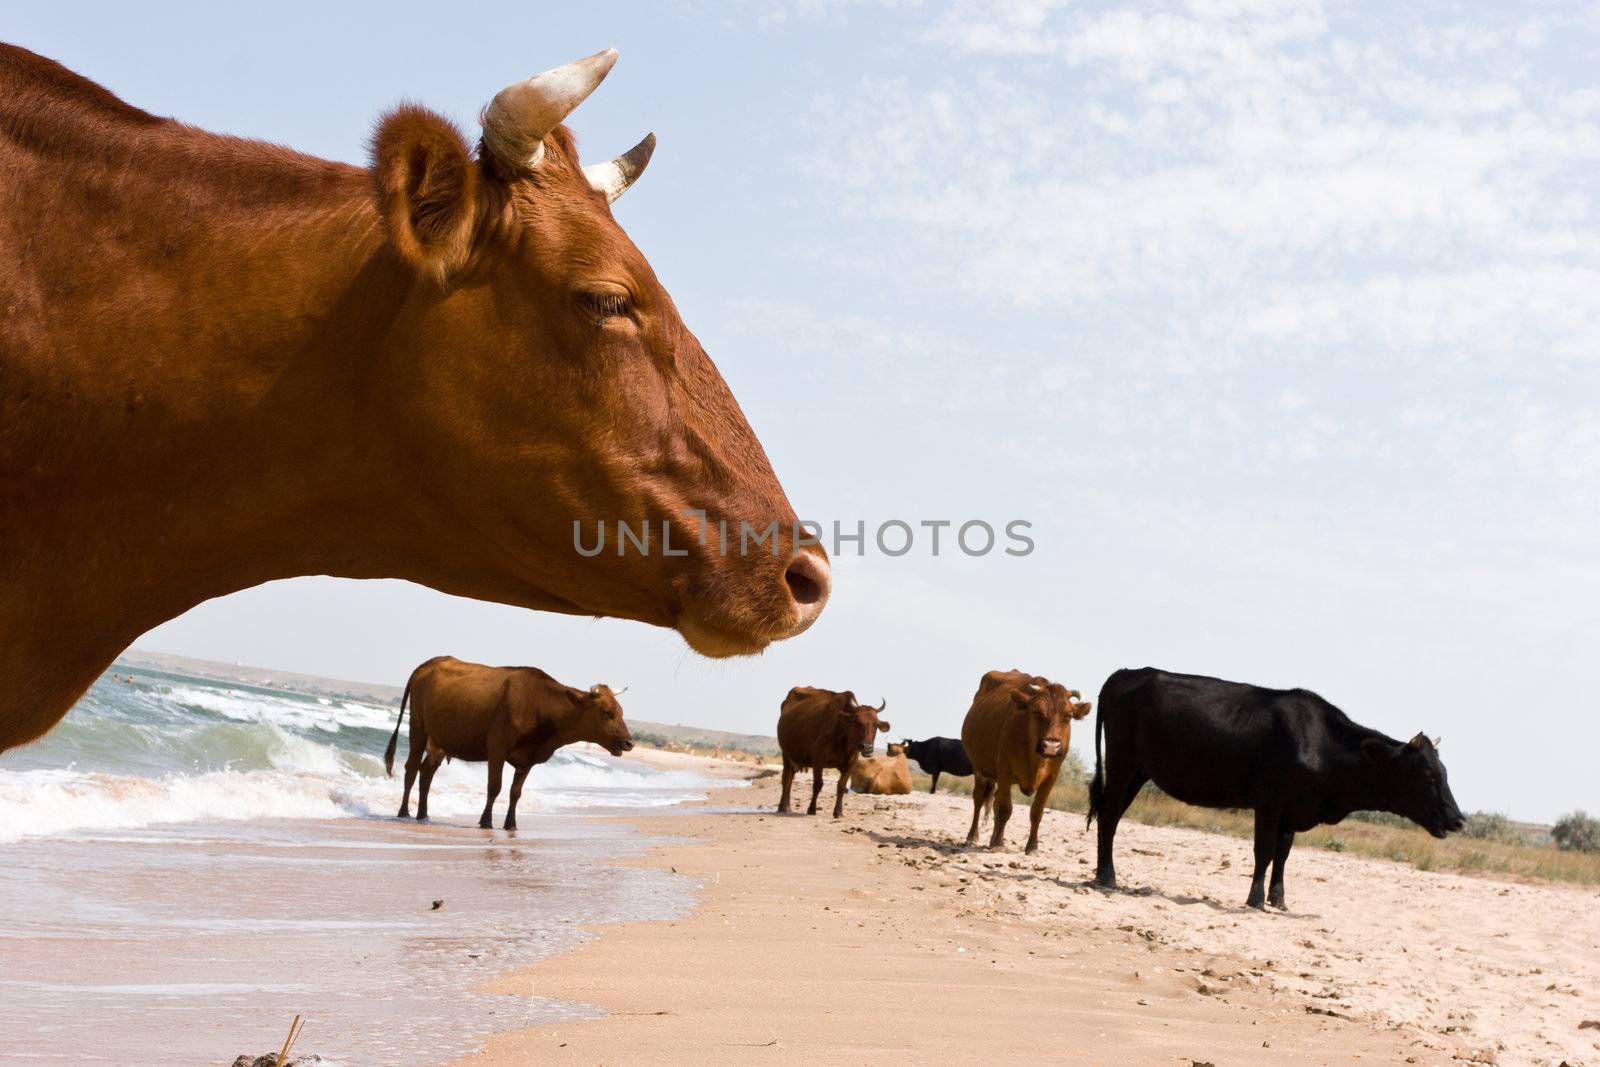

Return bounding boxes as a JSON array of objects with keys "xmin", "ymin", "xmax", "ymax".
[
  {"xmin": 961, "ymin": 670, "xmax": 1092, "ymax": 853},
  {"xmin": 0, "ymin": 46, "xmax": 830, "ymax": 753},
  {"xmin": 848, "ymin": 742, "xmax": 913, "ymax": 795},
  {"xmin": 384, "ymin": 656, "xmax": 634, "ymax": 831},
  {"xmin": 776, "ymin": 688, "xmax": 890, "ymax": 818}
]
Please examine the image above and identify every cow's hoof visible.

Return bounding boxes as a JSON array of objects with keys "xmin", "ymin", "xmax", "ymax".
[
  {"xmin": 1094, "ymin": 873, "xmax": 1116, "ymax": 890},
  {"xmin": 504, "ymin": 823, "xmax": 517, "ymax": 832},
  {"xmin": 1246, "ymin": 896, "xmax": 1266, "ymax": 910}
]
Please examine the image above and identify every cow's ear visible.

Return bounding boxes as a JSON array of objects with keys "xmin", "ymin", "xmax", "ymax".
[
  {"xmin": 1360, "ymin": 738, "xmax": 1398, "ymax": 765},
  {"xmin": 371, "ymin": 105, "xmax": 479, "ymax": 281},
  {"xmin": 876, "ymin": 719, "xmax": 891, "ymax": 732},
  {"xmin": 1010, "ymin": 689, "xmax": 1031, "ymax": 707},
  {"xmin": 1072, "ymin": 700, "xmax": 1093, "ymax": 719}
]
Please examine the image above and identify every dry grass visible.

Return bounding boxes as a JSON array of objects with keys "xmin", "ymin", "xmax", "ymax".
[{"xmin": 920, "ymin": 774, "xmax": 1600, "ymax": 886}]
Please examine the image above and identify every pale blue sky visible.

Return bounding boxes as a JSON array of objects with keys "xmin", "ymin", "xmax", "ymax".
[{"xmin": 13, "ymin": 1, "xmax": 1598, "ymax": 820}]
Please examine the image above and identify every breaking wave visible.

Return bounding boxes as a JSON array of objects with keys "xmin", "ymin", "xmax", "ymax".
[{"xmin": 0, "ymin": 666, "xmax": 729, "ymax": 842}]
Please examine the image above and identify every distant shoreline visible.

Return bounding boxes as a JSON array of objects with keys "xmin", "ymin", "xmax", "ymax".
[{"xmin": 116, "ymin": 648, "xmax": 407, "ymax": 704}]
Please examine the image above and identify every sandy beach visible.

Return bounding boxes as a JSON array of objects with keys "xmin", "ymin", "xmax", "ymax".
[{"xmin": 457, "ymin": 753, "xmax": 1600, "ymax": 1067}]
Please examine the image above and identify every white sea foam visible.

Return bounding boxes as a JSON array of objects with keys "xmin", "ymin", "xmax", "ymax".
[
  {"xmin": 0, "ymin": 729, "xmax": 726, "ymax": 843},
  {"xmin": 0, "ymin": 672, "xmax": 731, "ymax": 842}
]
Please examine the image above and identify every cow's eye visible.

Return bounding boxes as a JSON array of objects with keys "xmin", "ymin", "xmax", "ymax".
[{"xmin": 577, "ymin": 288, "xmax": 631, "ymax": 323}]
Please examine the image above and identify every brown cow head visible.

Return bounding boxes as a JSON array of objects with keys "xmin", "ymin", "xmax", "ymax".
[
  {"xmin": 578, "ymin": 683, "xmax": 635, "ymax": 758},
  {"xmin": 1010, "ymin": 680, "xmax": 1088, "ymax": 759},
  {"xmin": 837, "ymin": 693, "xmax": 891, "ymax": 758},
  {"xmin": 367, "ymin": 50, "xmax": 828, "ymax": 659}
]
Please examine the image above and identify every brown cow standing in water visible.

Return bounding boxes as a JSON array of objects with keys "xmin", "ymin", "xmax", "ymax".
[
  {"xmin": 384, "ymin": 656, "xmax": 634, "ymax": 831},
  {"xmin": 776, "ymin": 688, "xmax": 890, "ymax": 818},
  {"xmin": 0, "ymin": 46, "xmax": 829, "ymax": 752},
  {"xmin": 961, "ymin": 670, "xmax": 1092, "ymax": 853}
]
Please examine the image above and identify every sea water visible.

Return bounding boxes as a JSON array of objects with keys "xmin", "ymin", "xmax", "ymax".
[{"xmin": 0, "ymin": 667, "xmax": 733, "ymax": 1064}]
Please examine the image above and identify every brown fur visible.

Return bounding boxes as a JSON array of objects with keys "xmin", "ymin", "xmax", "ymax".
[
  {"xmin": 961, "ymin": 669, "xmax": 1092, "ymax": 853},
  {"xmin": 848, "ymin": 742, "xmax": 913, "ymax": 795},
  {"xmin": 0, "ymin": 46, "xmax": 827, "ymax": 751},
  {"xmin": 370, "ymin": 106, "xmax": 479, "ymax": 280},
  {"xmin": 775, "ymin": 686, "xmax": 890, "ymax": 818},
  {"xmin": 384, "ymin": 655, "xmax": 633, "ymax": 830}
]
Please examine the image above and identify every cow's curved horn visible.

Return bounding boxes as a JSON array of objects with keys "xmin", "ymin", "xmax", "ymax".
[
  {"xmin": 1431, "ymin": 735, "xmax": 1442, "ymax": 749},
  {"xmin": 584, "ymin": 133, "xmax": 655, "ymax": 204},
  {"xmin": 876, "ymin": 698, "xmax": 887, "ymax": 712},
  {"xmin": 613, "ymin": 686, "xmax": 629, "ymax": 696},
  {"xmin": 482, "ymin": 48, "xmax": 618, "ymax": 171}
]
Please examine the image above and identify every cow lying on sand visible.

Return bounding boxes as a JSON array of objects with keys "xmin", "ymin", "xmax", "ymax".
[
  {"xmin": 1089, "ymin": 667, "xmax": 1465, "ymax": 910},
  {"xmin": 901, "ymin": 736, "xmax": 972, "ymax": 793},
  {"xmin": 848, "ymin": 742, "xmax": 913, "ymax": 795},
  {"xmin": 385, "ymin": 656, "xmax": 634, "ymax": 831},
  {"xmin": 776, "ymin": 688, "xmax": 890, "ymax": 818},
  {"xmin": 961, "ymin": 671, "xmax": 1092, "ymax": 853}
]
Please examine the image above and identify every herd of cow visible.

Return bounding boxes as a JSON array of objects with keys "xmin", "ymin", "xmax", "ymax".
[
  {"xmin": 4, "ymin": 43, "xmax": 1467, "ymax": 915},
  {"xmin": 385, "ymin": 656, "xmax": 1464, "ymax": 911}
]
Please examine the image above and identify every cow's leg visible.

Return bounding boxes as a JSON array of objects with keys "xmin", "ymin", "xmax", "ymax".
[
  {"xmin": 399, "ymin": 716, "xmax": 428, "ymax": 818},
  {"xmin": 399, "ymin": 747, "xmax": 424, "ymax": 819},
  {"xmin": 965, "ymin": 775, "xmax": 995, "ymax": 846},
  {"xmin": 928, "ymin": 770, "xmax": 940, "ymax": 794},
  {"xmin": 504, "ymin": 764, "xmax": 532, "ymax": 831},
  {"xmin": 1268, "ymin": 830, "xmax": 1295, "ymax": 910},
  {"xmin": 1247, "ymin": 807, "xmax": 1281, "ymax": 909},
  {"xmin": 806, "ymin": 764, "xmax": 824, "ymax": 816},
  {"xmin": 988, "ymin": 775, "xmax": 1014, "ymax": 849},
  {"xmin": 1024, "ymin": 780, "xmax": 1056, "ymax": 855},
  {"xmin": 415, "ymin": 751, "xmax": 441, "ymax": 822},
  {"xmin": 832, "ymin": 764, "xmax": 849, "ymax": 818},
  {"xmin": 778, "ymin": 758, "xmax": 796, "ymax": 814},
  {"xmin": 1094, "ymin": 766, "xmax": 1146, "ymax": 888},
  {"xmin": 479, "ymin": 757, "xmax": 504, "ymax": 830}
]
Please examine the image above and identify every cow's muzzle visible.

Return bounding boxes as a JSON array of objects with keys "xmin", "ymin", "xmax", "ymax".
[
  {"xmin": 1036, "ymin": 739, "xmax": 1064, "ymax": 758},
  {"xmin": 859, "ymin": 744, "xmax": 875, "ymax": 758},
  {"xmin": 611, "ymin": 739, "xmax": 635, "ymax": 756}
]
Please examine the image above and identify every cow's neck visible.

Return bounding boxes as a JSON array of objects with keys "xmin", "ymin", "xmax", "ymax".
[
  {"xmin": 1321, "ymin": 727, "xmax": 1397, "ymax": 822},
  {"xmin": 1, "ymin": 166, "xmax": 417, "ymax": 749}
]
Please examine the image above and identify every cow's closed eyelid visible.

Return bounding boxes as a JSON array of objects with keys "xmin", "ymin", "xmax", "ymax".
[{"xmin": 575, "ymin": 288, "xmax": 633, "ymax": 323}]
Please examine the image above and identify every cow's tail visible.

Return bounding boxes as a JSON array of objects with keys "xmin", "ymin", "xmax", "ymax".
[
  {"xmin": 383, "ymin": 675, "xmax": 414, "ymax": 778},
  {"xmin": 1086, "ymin": 702, "xmax": 1105, "ymax": 830}
]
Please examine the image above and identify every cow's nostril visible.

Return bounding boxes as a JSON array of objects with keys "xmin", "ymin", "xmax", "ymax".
[{"xmin": 783, "ymin": 551, "xmax": 830, "ymax": 607}]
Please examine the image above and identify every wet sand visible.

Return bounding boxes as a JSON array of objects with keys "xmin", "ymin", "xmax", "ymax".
[
  {"xmin": 457, "ymin": 757, "xmax": 1600, "ymax": 1067},
  {"xmin": 1, "ymin": 811, "xmax": 694, "ymax": 1064}
]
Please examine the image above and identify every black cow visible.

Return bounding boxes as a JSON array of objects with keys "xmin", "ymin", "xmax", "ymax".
[
  {"xmin": 1088, "ymin": 667, "xmax": 1465, "ymax": 910},
  {"xmin": 901, "ymin": 736, "xmax": 973, "ymax": 794}
]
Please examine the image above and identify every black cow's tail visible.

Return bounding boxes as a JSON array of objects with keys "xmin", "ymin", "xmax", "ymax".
[
  {"xmin": 383, "ymin": 675, "xmax": 414, "ymax": 778},
  {"xmin": 1086, "ymin": 702, "xmax": 1105, "ymax": 830}
]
